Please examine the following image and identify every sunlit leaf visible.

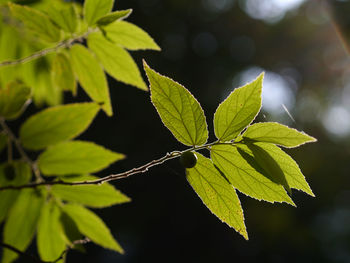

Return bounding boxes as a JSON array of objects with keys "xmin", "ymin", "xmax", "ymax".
[
  {"xmin": 211, "ymin": 144, "xmax": 294, "ymax": 205},
  {"xmin": 242, "ymin": 122, "xmax": 317, "ymax": 148},
  {"xmin": 88, "ymin": 32, "xmax": 147, "ymax": 91},
  {"xmin": 144, "ymin": 62, "xmax": 208, "ymax": 146},
  {"xmin": 38, "ymin": 141, "xmax": 125, "ymax": 176},
  {"xmin": 69, "ymin": 44, "xmax": 112, "ymax": 116},
  {"xmin": 62, "ymin": 203, "xmax": 124, "ymax": 253},
  {"xmin": 214, "ymin": 73, "xmax": 263, "ymax": 141},
  {"xmin": 37, "ymin": 200, "xmax": 66, "ymax": 262},
  {"xmin": 105, "ymin": 21, "xmax": 160, "ymax": 51},
  {"xmin": 48, "ymin": 5, "xmax": 78, "ymax": 33},
  {"xmin": 51, "ymin": 52, "xmax": 77, "ymax": 95},
  {"xmin": 186, "ymin": 153, "xmax": 248, "ymax": 239},
  {"xmin": 20, "ymin": 103, "xmax": 99, "ymax": 150},
  {"xmin": 97, "ymin": 9, "xmax": 132, "ymax": 26},
  {"xmin": 84, "ymin": 0, "xmax": 114, "ymax": 26},
  {"xmin": 52, "ymin": 175, "xmax": 130, "ymax": 208},
  {"xmin": 2, "ymin": 189, "xmax": 45, "ymax": 263}
]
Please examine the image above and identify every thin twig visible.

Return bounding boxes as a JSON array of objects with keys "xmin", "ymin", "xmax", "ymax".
[
  {"xmin": 0, "ymin": 30, "xmax": 96, "ymax": 68},
  {"xmin": 0, "ymin": 242, "xmax": 43, "ymax": 263},
  {"xmin": 52, "ymin": 238, "xmax": 91, "ymax": 263},
  {"xmin": 0, "ymin": 141, "xmax": 236, "ymax": 192}
]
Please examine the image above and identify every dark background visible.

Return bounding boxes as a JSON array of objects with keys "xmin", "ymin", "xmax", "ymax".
[{"xmin": 7, "ymin": 0, "xmax": 350, "ymax": 262}]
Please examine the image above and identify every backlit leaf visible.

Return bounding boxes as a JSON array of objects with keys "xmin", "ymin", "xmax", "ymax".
[
  {"xmin": 214, "ymin": 73, "xmax": 263, "ymax": 141},
  {"xmin": 48, "ymin": 5, "xmax": 78, "ymax": 33},
  {"xmin": 186, "ymin": 153, "xmax": 248, "ymax": 239},
  {"xmin": 84, "ymin": 0, "xmax": 114, "ymax": 26},
  {"xmin": 51, "ymin": 52, "xmax": 77, "ymax": 95},
  {"xmin": 20, "ymin": 103, "xmax": 99, "ymax": 150},
  {"xmin": 144, "ymin": 62, "xmax": 208, "ymax": 146},
  {"xmin": 97, "ymin": 9, "xmax": 132, "ymax": 26},
  {"xmin": 38, "ymin": 141, "xmax": 125, "ymax": 176}
]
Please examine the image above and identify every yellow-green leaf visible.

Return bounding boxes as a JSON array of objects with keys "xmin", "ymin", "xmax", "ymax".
[
  {"xmin": 84, "ymin": 0, "xmax": 114, "ymax": 26},
  {"xmin": 97, "ymin": 9, "xmax": 132, "ymax": 26},
  {"xmin": 105, "ymin": 21, "xmax": 160, "ymax": 51},
  {"xmin": 144, "ymin": 62, "xmax": 208, "ymax": 146},
  {"xmin": 62, "ymin": 203, "xmax": 124, "ymax": 253},
  {"xmin": 69, "ymin": 44, "xmax": 112, "ymax": 116},
  {"xmin": 214, "ymin": 73, "xmax": 264, "ymax": 141},
  {"xmin": 211, "ymin": 144, "xmax": 294, "ymax": 205},
  {"xmin": 51, "ymin": 52, "xmax": 77, "ymax": 95},
  {"xmin": 20, "ymin": 103, "xmax": 99, "ymax": 150},
  {"xmin": 186, "ymin": 153, "xmax": 248, "ymax": 239},
  {"xmin": 88, "ymin": 32, "xmax": 147, "ymax": 91},
  {"xmin": 38, "ymin": 141, "xmax": 125, "ymax": 176},
  {"xmin": 37, "ymin": 201, "xmax": 66, "ymax": 262},
  {"xmin": 242, "ymin": 122, "xmax": 317, "ymax": 148},
  {"xmin": 52, "ymin": 175, "xmax": 130, "ymax": 208},
  {"xmin": 48, "ymin": 5, "xmax": 78, "ymax": 33}
]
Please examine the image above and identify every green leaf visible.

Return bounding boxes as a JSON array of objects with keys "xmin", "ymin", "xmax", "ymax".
[
  {"xmin": 52, "ymin": 175, "xmax": 130, "ymax": 208},
  {"xmin": 211, "ymin": 144, "xmax": 294, "ymax": 205},
  {"xmin": 105, "ymin": 21, "xmax": 160, "ymax": 51},
  {"xmin": 48, "ymin": 5, "xmax": 78, "ymax": 33},
  {"xmin": 51, "ymin": 52, "xmax": 77, "ymax": 95},
  {"xmin": 8, "ymin": 3, "xmax": 61, "ymax": 43},
  {"xmin": 0, "ymin": 81, "xmax": 31, "ymax": 120},
  {"xmin": 214, "ymin": 73, "xmax": 264, "ymax": 142},
  {"xmin": 144, "ymin": 62, "xmax": 208, "ymax": 146},
  {"xmin": 0, "ymin": 133, "xmax": 7, "ymax": 154},
  {"xmin": 242, "ymin": 122, "xmax": 317, "ymax": 148},
  {"xmin": 20, "ymin": 103, "xmax": 99, "ymax": 150},
  {"xmin": 59, "ymin": 212, "xmax": 85, "ymax": 251},
  {"xmin": 186, "ymin": 153, "xmax": 248, "ymax": 239},
  {"xmin": 88, "ymin": 32, "xmax": 147, "ymax": 91},
  {"xmin": 245, "ymin": 142, "xmax": 314, "ymax": 196},
  {"xmin": 2, "ymin": 189, "xmax": 45, "ymax": 263},
  {"xmin": 84, "ymin": 0, "xmax": 114, "ymax": 26},
  {"xmin": 0, "ymin": 161, "xmax": 31, "ymax": 224},
  {"xmin": 37, "ymin": 201, "xmax": 66, "ymax": 262},
  {"xmin": 69, "ymin": 44, "xmax": 112, "ymax": 116},
  {"xmin": 38, "ymin": 141, "xmax": 125, "ymax": 176},
  {"xmin": 97, "ymin": 9, "xmax": 132, "ymax": 26},
  {"xmin": 62, "ymin": 203, "xmax": 124, "ymax": 253}
]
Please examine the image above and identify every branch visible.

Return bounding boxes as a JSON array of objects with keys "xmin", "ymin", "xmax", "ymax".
[
  {"xmin": 0, "ymin": 242, "xmax": 43, "ymax": 263},
  {"xmin": 0, "ymin": 29, "xmax": 96, "ymax": 68},
  {"xmin": 52, "ymin": 238, "xmax": 90, "ymax": 263}
]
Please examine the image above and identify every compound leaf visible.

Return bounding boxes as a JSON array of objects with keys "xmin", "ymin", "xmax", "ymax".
[
  {"xmin": 2, "ymin": 189, "xmax": 45, "ymax": 263},
  {"xmin": 20, "ymin": 103, "xmax": 99, "ymax": 150},
  {"xmin": 52, "ymin": 175, "xmax": 130, "ymax": 208},
  {"xmin": 242, "ymin": 122, "xmax": 317, "ymax": 148},
  {"xmin": 214, "ymin": 73, "xmax": 263, "ymax": 142},
  {"xmin": 88, "ymin": 32, "xmax": 147, "ymax": 91},
  {"xmin": 144, "ymin": 62, "xmax": 208, "ymax": 146},
  {"xmin": 62, "ymin": 203, "xmax": 124, "ymax": 253},
  {"xmin": 186, "ymin": 153, "xmax": 247, "ymax": 239},
  {"xmin": 211, "ymin": 144, "xmax": 294, "ymax": 205},
  {"xmin": 37, "ymin": 201, "xmax": 66, "ymax": 262},
  {"xmin": 84, "ymin": 0, "xmax": 114, "ymax": 26},
  {"xmin": 69, "ymin": 44, "xmax": 112, "ymax": 116},
  {"xmin": 38, "ymin": 140, "xmax": 125, "ymax": 176},
  {"xmin": 104, "ymin": 20, "xmax": 160, "ymax": 51}
]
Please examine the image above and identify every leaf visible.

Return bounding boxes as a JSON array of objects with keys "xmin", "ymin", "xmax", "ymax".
[
  {"xmin": 97, "ymin": 9, "xmax": 132, "ymax": 26},
  {"xmin": 62, "ymin": 203, "xmax": 124, "ymax": 253},
  {"xmin": 2, "ymin": 189, "xmax": 45, "ymax": 263},
  {"xmin": 0, "ymin": 81, "xmax": 31, "ymax": 120},
  {"xmin": 84, "ymin": 0, "xmax": 114, "ymax": 26},
  {"xmin": 37, "ymin": 201, "xmax": 66, "ymax": 262},
  {"xmin": 69, "ymin": 44, "xmax": 112, "ymax": 116},
  {"xmin": 0, "ymin": 161, "xmax": 32, "ymax": 224},
  {"xmin": 0, "ymin": 133, "xmax": 7, "ymax": 154},
  {"xmin": 242, "ymin": 122, "xmax": 317, "ymax": 148},
  {"xmin": 88, "ymin": 32, "xmax": 147, "ymax": 91},
  {"xmin": 246, "ymin": 142, "xmax": 314, "ymax": 196},
  {"xmin": 52, "ymin": 175, "xmax": 130, "ymax": 208},
  {"xmin": 19, "ymin": 103, "xmax": 99, "ymax": 150},
  {"xmin": 214, "ymin": 73, "xmax": 264, "ymax": 142},
  {"xmin": 211, "ymin": 145, "xmax": 295, "ymax": 205},
  {"xmin": 59, "ymin": 212, "xmax": 85, "ymax": 251},
  {"xmin": 48, "ymin": 5, "xmax": 78, "ymax": 33},
  {"xmin": 144, "ymin": 62, "xmax": 208, "ymax": 146},
  {"xmin": 104, "ymin": 21, "xmax": 160, "ymax": 51},
  {"xmin": 8, "ymin": 3, "xmax": 61, "ymax": 43},
  {"xmin": 51, "ymin": 52, "xmax": 77, "ymax": 95},
  {"xmin": 38, "ymin": 141, "xmax": 125, "ymax": 176},
  {"xmin": 186, "ymin": 153, "xmax": 248, "ymax": 239}
]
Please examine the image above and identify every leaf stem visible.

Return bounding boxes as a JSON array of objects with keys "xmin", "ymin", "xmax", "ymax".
[{"xmin": 0, "ymin": 141, "xmax": 236, "ymax": 191}]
